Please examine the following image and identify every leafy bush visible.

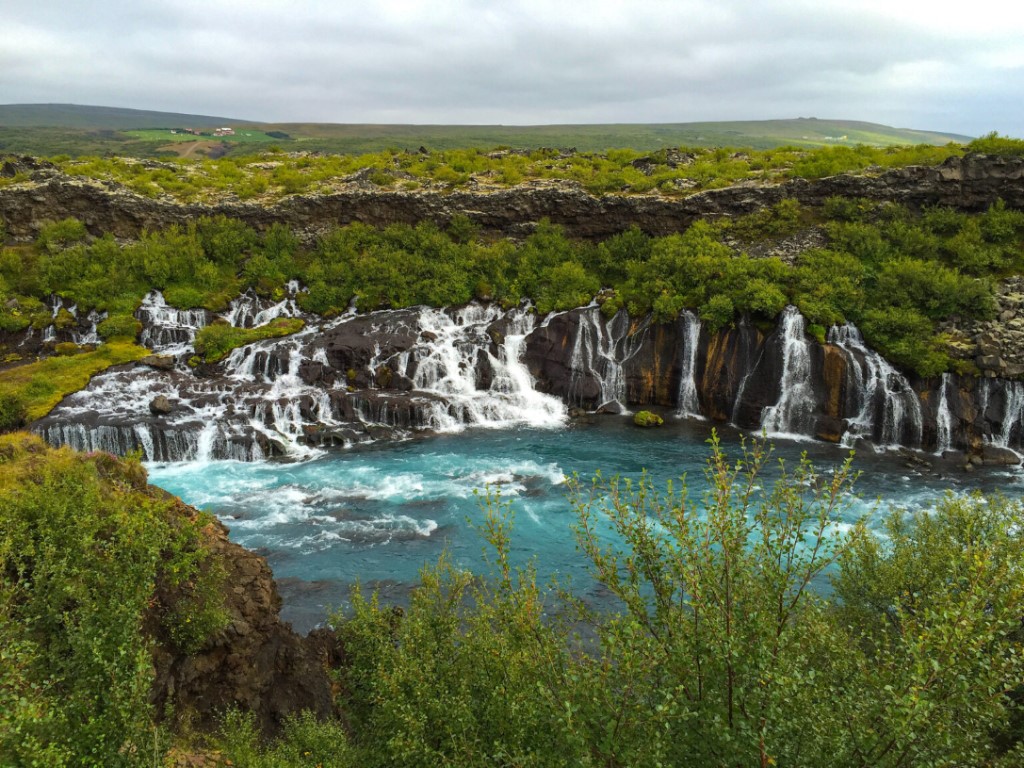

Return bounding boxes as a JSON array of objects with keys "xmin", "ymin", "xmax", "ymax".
[
  {"xmin": 0, "ymin": 391, "xmax": 26, "ymax": 430},
  {"xmin": 0, "ymin": 435, "xmax": 226, "ymax": 766},
  {"xmin": 36, "ymin": 218, "xmax": 88, "ymax": 253},
  {"xmin": 193, "ymin": 317, "xmax": 305, "ymax": 363},
  {"xmin": 967, "ymin": 131, "xmax": 1024, "ymax": 156},
  {"xmin": 329, "ymin": 433, "xmax": 1024, "ymax": 766},
  {"xmin": 700, "ymin": 293, "xmax": 735, "ymax": 331},
  {"xmin": 215, "ymin": 709, "xmax": 354, "ymax": 768},
  {"xmin": 97, "ymin": 313, "xmax": 142, "ymax": 340}
]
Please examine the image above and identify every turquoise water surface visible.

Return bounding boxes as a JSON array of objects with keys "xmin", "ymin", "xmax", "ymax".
[{"xmin": 147, "ymin": 418, "xmax": 1024, "ymax": 632}]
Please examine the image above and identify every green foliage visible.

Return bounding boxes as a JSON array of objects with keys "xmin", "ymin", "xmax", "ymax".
[
  {"xmin": 632, "ymin": 409, "xmax": 664, "ymax": 427},
  {"xmin": 50, "ymin": 139, "xmax": 962, "ymax": 205},
  {"xmin": 193, "ymin": 317, "xmax": 305, "ymax": 363},
  {"xmin": 700, "ymin": 293, "xmax": 735, "ymax": 331},
  {"xmin": 0, "ymin": 434, "xmax": 226, "ymax": 766},
  {"xmin": 0, "ymin": 340, "xmax": 148, "ymax": 423},
  {"xmin": 215, "ymin": 709, "xmax": 355, "ymax": 768},
  {"xmin": 335, "ymin": 496, "xmax": 586, "ymax": 768},
  {"xmin": 96, "ymin": 313, "xmax": 142, "ymax": 340},
  {"xmin": 36, "ymin": 218, "xmax": 88, "ymax": 253},
  {"xmin": 327, "ymin": 434, "xmax": 1024, "ymax": 767},
  {"xmin": 534, "ymin": 261, "xmax": 600, "ymax": 314},
  {"xmin": 856, "ymin": 306, "xmax": 952, "ymax": 377},
  {"xmin": 967, "ymin": 131, "xmax": 1024, "ymax": 157},
  {"xmin": 0, "ymin": 390, "xmax": 26, "ymax": 430},
  {"xmin": 1, "ymin": 194, "xmax": 1015, "ymax": 378},
  {"xmin": 727, "ymin": 198, "xmax": 806, "ymax": 239},
  {"xmin": 832, "ymin": 493, "xmax": 1024, "ymax": 766}
]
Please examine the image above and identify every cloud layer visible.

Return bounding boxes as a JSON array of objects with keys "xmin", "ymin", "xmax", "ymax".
[{"xmin": 3, "ymin": 0, "xmax": 1022, "ymax": 135}]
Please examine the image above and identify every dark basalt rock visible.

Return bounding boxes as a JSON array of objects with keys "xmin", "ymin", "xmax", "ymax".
[
  {"xmin": 140, "ymin": 354, "xmax": 176, "ymax": 370},
  {"xmin": 3, "ymin": 154, "xmax": 1024, "ymax": 243},
  {"xmin": 148, "ymin": 503, "xmax": 336, "ymax": 735},
  {"xmin": 149, "ymin": 395, "xmax": 173, "ymax": 415}
]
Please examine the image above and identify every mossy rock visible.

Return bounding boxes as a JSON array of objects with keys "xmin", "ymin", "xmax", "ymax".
[{"xmin": 633, "ymin": 410, "xmax": 665, "ymax": 428}]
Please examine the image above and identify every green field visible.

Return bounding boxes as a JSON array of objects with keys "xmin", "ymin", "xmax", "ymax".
[
  {"xmin": 0, "ymin": 104, "xmax": 974, "ymax": 158},
  {"xmin": 123, "ymin": 128, "xmax": 282, "ymax": 144}
]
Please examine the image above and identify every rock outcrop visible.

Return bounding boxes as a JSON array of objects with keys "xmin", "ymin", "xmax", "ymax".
[
  {"xmin": 149, "ymin": 500, "xmax": 336, "ymax": 735},
  {"xmin": 2, "ymin": 153, "xmax": 1024, "ymax": 242}
]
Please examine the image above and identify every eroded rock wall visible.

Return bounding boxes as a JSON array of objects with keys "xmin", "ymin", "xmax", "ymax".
[{"xmin": 2, "ymin": 153, "xmax": 1024, "ymax": 242}]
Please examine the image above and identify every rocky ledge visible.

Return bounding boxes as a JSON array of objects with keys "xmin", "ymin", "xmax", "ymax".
[
  {"xmin": 1, "ymin": 153, "xmax": 1024, "ymax": 242},
  {"xmin": 149, "ymin": 495, "xmax": 339, "ymax": 734}
]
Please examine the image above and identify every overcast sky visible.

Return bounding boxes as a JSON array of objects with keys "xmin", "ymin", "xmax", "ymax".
[{"xmin": 2, "ymin": 0, "xmax": 1022, "ymax": 136}]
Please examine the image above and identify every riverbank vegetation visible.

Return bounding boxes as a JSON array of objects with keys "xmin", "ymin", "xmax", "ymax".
[
  {"xmin": 0, "ymin": 434, "xmax": 227, "ymax": 767},
  {"xmin": 0, "ymin": 340, "xmax": 148, "ymax": 429},
  {"xmin": 3, "ymin": 194, "xmax": 1021, "ymax": 378},
  {"xmin": 2, "ymin": 434, "xmax": 1022, "ymax": 766}
]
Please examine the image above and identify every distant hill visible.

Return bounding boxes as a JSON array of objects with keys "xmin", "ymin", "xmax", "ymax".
[
  {"xmin": 0, "ymin": 103, "xmax": 248, "ymax": 130},
  {"xmin": 0, "ymin": 103, "xmax": 974, "ymax": 157},
  {"xmin": 268, "ymin": 118, "xmax": 972, "ymax": 153}
]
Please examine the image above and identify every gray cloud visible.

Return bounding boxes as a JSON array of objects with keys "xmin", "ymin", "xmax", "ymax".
[{"xmin": 2, "ymin": 0, "xmax": 1022, "ymax": 135}]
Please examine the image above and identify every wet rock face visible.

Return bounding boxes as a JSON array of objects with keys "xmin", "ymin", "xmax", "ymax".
[
  {"xmin": 148, "ymin": 504, "xmax": 334, "ymax": 734},
  {"xmin": 2, "ymin": 154, "xmax": 1024, "ymax": 242},
  {"xmin": 19, "ymin": 285, "xmax": 1024, "ymax": 461}
]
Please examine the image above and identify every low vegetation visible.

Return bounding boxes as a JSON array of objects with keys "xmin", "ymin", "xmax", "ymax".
[
  {"xmin": 2, "ymin": 195, "xmax": 1020, "ymax": 378},
  {"xmin": 5, "ymin": 433, "xmax": 1021, "ymax": 766},
  {"xmin": 40, "ymin": 141, "xmax": 965, "ymax": 202},
  {"xmin": 0, "ymin": 434, "xmax": 227, "ymax": 767},
  {"xmin": 192, "ymin": 317, "xmax": 305, "ymax": 363},
  {"xmin": 0, "ymin": 340, "xmax": 148, "ymax": 427}
]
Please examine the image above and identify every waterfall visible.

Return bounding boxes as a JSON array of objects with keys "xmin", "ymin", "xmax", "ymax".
[
  {"xmin": 222, "ymin": 288, "xmax": 302, "ymax": 329},
  {"xmin": 407, "ymin": 304, "xmax": 566, "ymax": 430},
  {"xmin": 993, "ymin": 380, "xmax": 1024, "ymax": 448},
  {"xmin": 828, "ymin": 323, "xmax": 923, "ymax": 449},
  {"xmin": 568, "ymin": 308, "xmax": 648, "ymax": 413},
  {"xmin": 761, "ymin": 307, "xmax": 816, "ymax": 438},
  {"xmin": 935, "ymin": 373, "xmax": 953, "ymax": 455},
  {"xmin": 136, "ymin": 291, "xmax": 209, "ymax": 354},
  {"xmin": 675, "ymin": 310, "xmax": 703, "ymax": 419}
]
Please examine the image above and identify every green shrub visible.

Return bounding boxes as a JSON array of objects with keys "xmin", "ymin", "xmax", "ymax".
[
  {"xmin": 193, "ymin": 317, "xmax": 305, "ymax": 363},
  {"xmin": 0, "ymin": 435, "xmax": 226, "ymax": 766},
  {"xmin": 0, "ymin": 391, "xmax": 26, "ymax": 431},
  {"xmin": 215, "ymin": 709, "xmax": 354, "ymax": 768},
  {"xmin": 700, "ymin": 293, "xmax": 735, "ymax": 331},
  {"xmin": 36, "ymin": 218, "xmax": 88, "ymax": 253},
  {"xmin": 97, "ymin": 313, "xmax": 142, "ymax": 340},
  {"xmin": 967, "ymin": 131, "xmax": 1024, "ymax": 156}
]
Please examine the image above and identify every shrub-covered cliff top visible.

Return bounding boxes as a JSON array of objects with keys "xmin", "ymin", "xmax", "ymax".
[{"xmin": 0, "ymin": 138, "xmax": 987, "ymax": 204}]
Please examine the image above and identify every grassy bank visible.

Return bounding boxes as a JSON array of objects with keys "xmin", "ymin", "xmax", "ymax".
[{"xmin": 0, "ymin": 340, "xmax": 148, "ymax": 428}]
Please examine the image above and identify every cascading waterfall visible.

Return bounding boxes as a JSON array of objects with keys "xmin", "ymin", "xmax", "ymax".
[
  {"xmin": 761, "ymin": 306, "xmax": 816, "ymax": 437},
  {"xmin": 827, "ymin": 323, "xmax": 923, "ymax": 449},
  {"xmin": 405, "ymin": 304, "xmax": 566, "ymax": 430},
  {"xmin": 136, "ymin": 291, "xmax": 209, "ymax": 353},
  {"xmin": 993, "ymin": 380, "xmax": 1024, "ymax": 448},
  {"xmin": 568, "ymin": 308, "xmax": 648, "ymax": 412},
  {"xmin": 675, "ymin": 310, "xmax": 702, "ymax": 419},
  {"xmin": 935, "ymin": 373, "xmax": 953, "ymax": 455},
  {"xmin": 38, "ymin": 290, "xmax": 1024, "ymax": 463},
  {"xmin": 222, "ymin": 286, "xmax": 303, "ymax": 328}
]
